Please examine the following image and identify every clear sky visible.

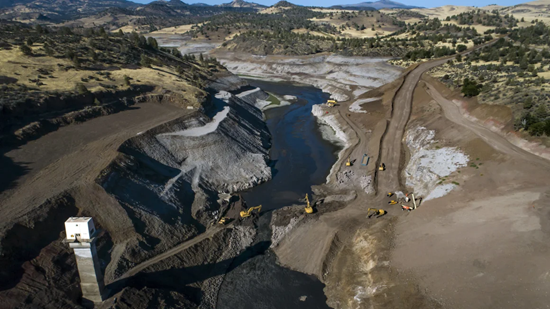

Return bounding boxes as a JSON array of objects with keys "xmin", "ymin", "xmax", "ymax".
[{"xmin": 130, "ymin": 0, "xmax": 532, "ymax": 8}]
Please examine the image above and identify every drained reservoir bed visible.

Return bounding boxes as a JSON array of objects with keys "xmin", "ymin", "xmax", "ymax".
[{"xmin": 217, "ymin": 80, "xmax": 340, "ymax": 309}]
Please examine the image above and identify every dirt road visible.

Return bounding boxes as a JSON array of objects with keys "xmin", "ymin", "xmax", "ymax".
[
  {"xmin": 119, "ymin": 224, "xmax": 231, "ymax": 280},
  {"xmin": 376, "ymin": 58, "xmax": 451, "ymax": 193},
  {"xmin": 426, "ymin": 83, "xmax": 550, "ymax": 168},
  {"xmin": 0, "ymin": 103, "xmax": 187, "ymax": 231}
]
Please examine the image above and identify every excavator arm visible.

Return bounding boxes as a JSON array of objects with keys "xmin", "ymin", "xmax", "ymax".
[{"xmin": 240, "ymin": 205, "xmax": 262, "ymax": 218}]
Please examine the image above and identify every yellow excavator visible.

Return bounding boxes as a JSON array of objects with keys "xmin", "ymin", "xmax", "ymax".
[
  {"xmin": 388, "ymin": 200, "xmax": 397, "ymax": 205},
  {"xmin": 218, "ymin": 217, "xmax": 230, "ymax": 225},
  {"xmin": 326, "ymin": 99, "xmax": 337, "ymax": 107},
  {"xmin": 367, "ymin": 208, "xmax": 387, "ymax": 218},
  {"xmin": 387, "ymin": 192, "xmax": 394, "ymax": 197},
  {"xmin": 346, "ymin": 157, "xmax": 352, "ymax": 167},
  {"xmin": 305, "ymin": 194, "xmax": 313, "ymax": 214},
  {"xmin": 240, "ymin": 205, "xmax": 262, "ymax": 218},
  {"xmin": 379, "ymin": 163, "xmax": 386, "ymax": 171}
]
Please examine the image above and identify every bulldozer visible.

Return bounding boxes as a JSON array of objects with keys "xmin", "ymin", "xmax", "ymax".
[
  {"xmin": 346, "ymin": 157, "xmax": 352, "ymax": 167},
  {"xmin": 326, "ymin": 99, "xmax": 337, "ymax": 107},
  {"xmin": 386, "ymin": 192, "xmax": 394, "ymax": 197},
  {"xmin": 218, "ymin": 217, "xmax": 230, "ymax": 225},
  {"xmin": 367, "ymin": 208, "xmax": 387, "ymax": 218},
  {"xmin": 305, "ymin": 194, "xmax": 313, "ymax": 214},
  {"xmin": 379, "ymin": 163, "xmax": 386, "ymax": 171},
  {"xmin": 388, "ymin": 200, "xmax": 397, "ymax": 205},
  {"xmin": 240, "ymin": 205, "xmax": 262, "ymax": 218}
]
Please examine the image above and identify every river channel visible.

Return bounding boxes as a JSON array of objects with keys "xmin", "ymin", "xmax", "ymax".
[{"xmin": 216, "ymin": 80, "xmax": 341, "ymax": 309}]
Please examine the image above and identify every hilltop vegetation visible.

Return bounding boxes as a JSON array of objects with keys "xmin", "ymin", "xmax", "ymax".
[
  {"xmin": 428, "ymin": 22, "xmax": 550, "ymax": 137},
  {"xmin": 0, "ymin": 21, "xmax": 225, "ymax": 142},
  {"xmin": 186, "ymin": 7, "xmax": 339, "ymax": 40}
]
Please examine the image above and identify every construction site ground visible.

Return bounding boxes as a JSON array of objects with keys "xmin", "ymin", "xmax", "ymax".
[
  {"xmin": 2, "ymin": 41, "xmax": 550, "ymax": 308},
  {"xmin": 273, "ymin": 51, "xmax": 550, "ymax": 307}
]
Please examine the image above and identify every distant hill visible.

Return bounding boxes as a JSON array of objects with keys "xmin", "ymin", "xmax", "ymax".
[
  {"xmin": 0, "ymin": 0, "xmax": 138, "ymax": 11},
  {"xmin": 335, "ymin": 0, "xmax": 421, "ymax": 10},
  {"xmin": 218, "ymin": 0, "xmax": 266, "ymax": 9},
  {"xmin": 272, "ymin": 1, "xmax": 297, "ymax": 8},
  {"xmin": 0, "ymin": 0, "xmax": 256, "ymax": 23}
]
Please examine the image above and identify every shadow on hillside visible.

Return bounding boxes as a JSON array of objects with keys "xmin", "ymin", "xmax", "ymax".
[
  {"xmin": 0, "ymin": 151, "xmax": 30, "ymax": 194},
  {"xmin": 105, "ymin": 241, "xmax": 271, "ymax": 299}
]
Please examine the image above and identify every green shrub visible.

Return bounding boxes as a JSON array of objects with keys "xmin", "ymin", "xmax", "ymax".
[
  {"xmin": 20, "ymin": 44, "xmax": 32, "ymax": 56},
  {"xmin": 462, "ymin": 78, "xmax": 481, "ymax": 97},
  {"xmin": 75, "ymin": 83, "xmax": 89, "ymax": 95},
  {"xmin": 528, "ymin": 122, "xmax": 546, "ymax": 136}
]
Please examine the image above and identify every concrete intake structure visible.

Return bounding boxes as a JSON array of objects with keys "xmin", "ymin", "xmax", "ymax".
[{"xmin": 64, "ymin": 217, "xmax": 105, "ymax": 304}]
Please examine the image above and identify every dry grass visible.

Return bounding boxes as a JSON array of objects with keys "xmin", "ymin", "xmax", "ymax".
[
  {"xmin": 258, "ymin": 7, "xmax": 292, "ymax": 14},
  {"xmin": 311, "ymin": 13, "xmax": 399, "ymax": 38},
  {"xmin": 1, "ymin": 46, "xmax": 201, "ymax": 102},
  {"xmin": 150, "ymin": 22, "xmax": 210, "ymax": 35},
  {"xmin": 409, "ymin": 5, "xmax": 479, "ymax": 20},
  {"xmin": 498, "ymin": 0, "xmax": 550, "ymax": 24},
  {"xmin": 291, "ymin": 28, "xmax": 336, "ymax": 38}
]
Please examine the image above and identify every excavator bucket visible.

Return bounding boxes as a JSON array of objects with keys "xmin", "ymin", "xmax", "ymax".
[{"xmin": 346, "ymin": 157, "xmax": 351, "ymax": 166}]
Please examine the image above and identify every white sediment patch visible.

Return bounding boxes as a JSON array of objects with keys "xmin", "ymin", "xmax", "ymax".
[
  {"xmin": 349, "ymin": 97, "xmax": 381, "ymax": 113},
  {"xmin": 312, "ymin": 104, "xmax": 351, "ymax": 183},
  {"xmin": 215, "ymin": 91, "xmax": 232, "ymax": 102},
  {"xmin": 404, "ymin": 126, "xmax": 469, "ymax": 200},
  {"xmin": 219, "ymin": 54, "xmax": 403, "ymax": 104},
  {"xmin": 160, "ymin": 107, "xmax": 230, "ymax": 137},
  {"xmin": 312, "ymin": 105, "xmax": 349, "ymax": 146},
  {"xmin": 236, "ymin": 87, "xmax": 262, "ymax": 98},
  {"xmin": 425, "ymin": 184, "xmax": 457, "ymax": 201}
]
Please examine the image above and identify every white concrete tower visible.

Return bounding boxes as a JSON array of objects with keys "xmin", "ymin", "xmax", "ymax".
[{"xmin": 64, "ymin": 217, "xmax": 105, "ymax": 304}]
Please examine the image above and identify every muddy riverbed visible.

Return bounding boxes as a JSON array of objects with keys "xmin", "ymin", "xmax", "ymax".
[
  {"xmin": 217, "ymin": 80, "xmax": 340, "ymax": 309},
  {"xmin": 241, "ymin": 79, "xmax": 341, "ymax": 210}
]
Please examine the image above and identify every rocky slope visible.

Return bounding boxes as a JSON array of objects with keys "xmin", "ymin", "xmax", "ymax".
[
  {"xmin": 0, "ymin": 74, "xmax": 273, "ymax": 308},
  {"xmin": 212, "ymin": 52, "xmax": 403, "ymax": 102}
]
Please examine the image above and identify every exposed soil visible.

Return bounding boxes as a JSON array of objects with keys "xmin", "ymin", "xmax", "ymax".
[
  {"xmin": 3, "ymin": 36, "xmax": 550, "ymax": 309},
  {"xmin": 267, "ymin": 41, "xmax": 550, "ymax": 309}
]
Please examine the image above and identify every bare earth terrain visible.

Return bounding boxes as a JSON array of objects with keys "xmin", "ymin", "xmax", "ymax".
[
  {"xmin": 3, "ymin": 9, "xmax": 550, "ymax": 306},
  {"xmin": 269, "ymin": 41, "xmax": 550, "ymax": 308},
  {"xmin": 0, "ymin": 103, "xmax": 188, "ymax": 226}
]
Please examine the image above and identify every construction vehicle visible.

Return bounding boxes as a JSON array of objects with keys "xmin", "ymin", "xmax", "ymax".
[
  {"xmin": 346, "ymin": 157, "xmax": 352, "ymax": 167},
  {"xmin": 388, "ymin": 200, "xmax": 397, "ymax": 205},
  {"xmin": 379, "ymin": 163, "xmax": 386, "ymax": 171},
  {"xmin": 387, "ymin": 192, "xmax": 394, "ymax": 197},
  {"xmin": 368, "ymin": 208, "xmax": 387, "ymax": 218},
  {"xmin": 361, "ymin": 154, "xmax": 369, "ymax": 166},
  {"xmin": 218, "ymin": 217, "xmax": 230, "ymax": 225},
  {"xmin": 305, "ymin": 194, "xmax": 313, "ymax": 214},
  {"xmin": 326, "ymin": 99, "xmax": 337, "ymax": 107},
  {"xmin": 401, "ymin": 193, "xmax": 418, "ymax": 211},
  {"xmin": 240, "ymin": 205, "xmax": 262, "ymax": 218}
]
